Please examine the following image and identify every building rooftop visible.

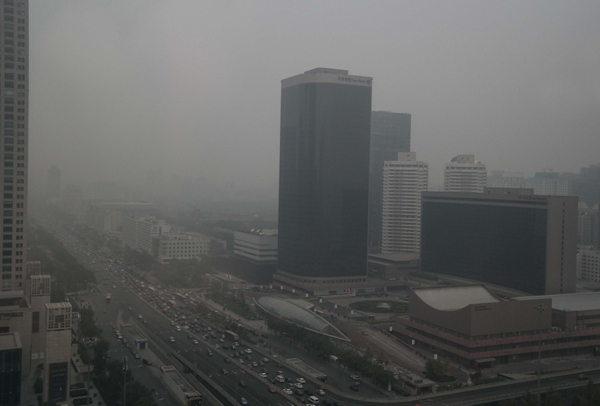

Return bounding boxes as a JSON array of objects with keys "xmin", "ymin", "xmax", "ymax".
[
  {"xmin": 0, "ymin": 332, "xmax": 21, "ymax": 350},
  {"xmin": 255, "ymin": 296, "xmax": 349, "ymax": 341},
  {"xmin": 46, "ymin": 302, "xmax": 72, "ymax": 309},
  {"xmin": 368, "ymin": 253, "xmax": 420, "ymax": 263},
  {"xmin": 513, "ymin": 292, "xmax": 600, "ymax": 312},
  {"xmin": 412, "ymin": 285, "xmax": 500, "ymax": 311}
]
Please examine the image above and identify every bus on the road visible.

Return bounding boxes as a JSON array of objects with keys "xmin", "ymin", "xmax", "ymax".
[{"xmin": 225, "ymin": 330, "xmax": 239, "ymax": 341}]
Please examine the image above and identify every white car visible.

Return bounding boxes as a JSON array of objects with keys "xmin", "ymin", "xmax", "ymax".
[
  {"xmin": 245, "ymin": 348, "xmax": 252, "ymax": 354},
  {"xmin": 138, "ymin": 315, "xmax": 143, "ymax": 319},
  {"xmin": 170, "ymin": 337, "xmax": 175, "ymax": 343},
  {"xmin": 351, "ymin": 375, "xmax": 360, "ymax": 381},
  {"xmin": 296, "ymin": 377, "xmax": 305, "ymax": 384},
  {"xmin": 193, "ymin": 340, "xmax": 199, "ymax": 345},
  {"xmin": 262, "ymin": 357, "xmax": 269, "ymax": 363},
  {"xmin": 260, "ymin": 372, "xmax": 267, "ymax": 378},
  {"xmin": 239, "ymin": 359, "xmax": 244, "ymax": 364},
  {"xmin": 316, "ymin": 389, "xmax": 325, "ymax": 396},
  {"xmin": 294, "ymin": 383, "xmax": 303, "ymax": 389},
  {"xmin": 283, "ymin": 388, "xmax": 293, "ymax": 395}
]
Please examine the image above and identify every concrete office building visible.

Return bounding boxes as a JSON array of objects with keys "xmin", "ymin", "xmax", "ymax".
[
  {"xmin": 444, "ymin": 155, "xmax": 487, "ymax": 193},
  {"xmin": 47, "ymin": 165, "xmax": 60, "ymax": 202},
  {"xmin": 225, "ymin": 229, "xmax": 278, "ymax": 284},
  {"xmin": 0, "ymin": 333, "xmax": 22, "ymax": 406},
  {"xmin": 577, "ymin": 246, "xmax": 600, "ymax": 282},
  {"xmin": 368, "ymin": 111, "xmax": 411, "ymax": 253},
  {"xmin": 121, "ymin": 215, "xmax": 170, "ymax": 255},
  {"xmin": 395, "ymin": 285, "xmax": 600, "ymax": 366},
  {"xmin": 381, "ymin": 152, "xmax": 428, "ymax": 254},
  {"xmin": 0, "ymin": 3, "xmax": 71, "ymax": 404},
  {"xmin": 421, "ymin": 188, "xmax": 577, "ymax": 295},
  {"xmin": 275, "ymin": 68, "xmax": 372, "ymax": 289},
  {"xmin": 578, "ymin": 203, "xmax": 599, "ymax": 247},
  {"xmin": 157, "ymin": 232, "xmax": 223, "ymax": 264}
]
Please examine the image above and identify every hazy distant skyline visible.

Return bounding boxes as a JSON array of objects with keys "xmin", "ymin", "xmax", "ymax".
[{"xmin": 29, "ymin": 1, "xmax": 600, "ymax": 198}]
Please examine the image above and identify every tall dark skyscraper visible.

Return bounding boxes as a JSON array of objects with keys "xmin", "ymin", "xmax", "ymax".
[
  {"xmin": 368, "ymin": 111, "xmax": 411, "ymax": 253},
  {"xmin": 277, "ymin": 68, "xmax": 372, "ymax": 280}
]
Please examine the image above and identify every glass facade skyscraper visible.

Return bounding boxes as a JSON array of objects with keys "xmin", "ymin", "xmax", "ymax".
[
  {"xmin": 278, "ymin": 68, "xmax": 372, "ymax": 278},
  {"xmin": 420, "ymin": 189, "xmax": 578, "ymax": 295},
  {"xmin": 368, "ymin": 111, "xmax": 411, "ymax": 253}
]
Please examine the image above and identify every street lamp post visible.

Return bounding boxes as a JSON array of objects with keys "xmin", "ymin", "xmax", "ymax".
[
  {"xmin": 123, "ymin": 356, "xmax": 128, "ymax": 406},
  {"xmin": 535, "ymin": 304, "xmax": 547, "ymax": 405},
  {"xmin": 82, "ymin": 337, "xmax": 98, "ymax": 406}
]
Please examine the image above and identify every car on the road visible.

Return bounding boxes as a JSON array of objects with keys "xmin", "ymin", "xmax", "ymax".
[
  {"xmin": 193, "ymin": 340, "xmax": 199, "ymax": 345},
  {"xmin": 294, "ymin": 383, "xmax": 303, "ymax": 389},
  {"xmin": 309, "ymin": 395, "xmax": 320, "ymax": 404},
  {"xmin": 239, "ymin": 359, "xmax": 244, "ymax": 364},
  {"xmin": 170, "ymin": 337, "xmax": 175, "ymax": 343},
  {"xmin": 221, "ymin": 368, "xmax": 228, "ymax": 375},
  {"xmin": 283, "ymin": 388, "xmax": 293, "ymax": 395},
  {"xmin": 297, "ymin": 377, "xmax": 305, "ymax": 384},
  {"xmin": 138, "ymin": 314, "xmax": 142, "ymax": 319},
  {"xmin": 267, "ymin": 387, "xmax": 277, "ymax": 394},
  {"xmin": 260, "ymin": 372, "xmax": 267, "ymax": 378},
  {"xmin": 252, "ymin": 362, "xmax": 258, "ymax": 368},
  {"xmin": 239, "ymin": 380, "xmax": 247, "ymax": 387},
  {"xmin": 316, "ymin": 389, "xmax": 325, "ymax": 396},
  {"xmin": 239, "ymin": 397, "xmax": 248, "ymax": 405},
  {"xmin": 142, "ymin": 359, "xmax": 152, "ymax": 366},
  {"xmin": 579, "ymin": 374, "xmax": 590, "ymax": 381},
  {"xmin": 262, "ymin": 357, "xmax": 269, "ymax": 363},
  {"xmin": 134, "ymin": 353, "xmax": 140, "ymax": 359},
  {"xmin": 245, "ymin": 348, "xmax": 252, "ymax": 354},
  {"xmin": 224, "ymin": 358, "xmax": 231, "ymax": 363},
  {"xmin": 350, "ymin": 375, "xmax": 360, "ymax": 381}
]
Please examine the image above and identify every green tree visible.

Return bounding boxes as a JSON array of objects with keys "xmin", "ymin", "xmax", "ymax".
[
  {"xmin": 545, "ymin": 387, "xmax": 563, "ymax": 406},
  {"xmin": 522, "ymin": 391, "xmax": 539, "ymax": 406}
]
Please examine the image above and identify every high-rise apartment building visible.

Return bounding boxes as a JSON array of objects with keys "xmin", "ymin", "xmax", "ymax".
[
  {"xmin": 533, "ymin": 172, "xmax": 572, "ymax": 196},
  {"xmin": 0, "ymin": 3, "xmax": 72, "ymax": 404},
  {"xmin": 444, "ymin": 155, "xmax": 487, "ymax": 193},
  {"xmin": 0, "ymin": 0, "xmax": 28, "ymax": 293},
  {"xmin": 368, "ymin": 111, "xmax": 411, "ymax": 253},
  {"xmin": 421, "ymin": 188, "xmax": 577, "ymax": 295},
  {"xmin": 47, "ymin": 165, "xmax": 60, "ymax": 201},
  {"xmin": 276, "ymin": 68, "xmax": 372, "ymax": 286},
  {"xmin": 381, "ymin": 152, "xmax": 428, "ymax": 254}
]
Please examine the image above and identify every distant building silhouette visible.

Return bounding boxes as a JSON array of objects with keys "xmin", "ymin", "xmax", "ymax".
[{"xmin": 47, "ymin": 165, "xmax": 61, "ymax": 202}]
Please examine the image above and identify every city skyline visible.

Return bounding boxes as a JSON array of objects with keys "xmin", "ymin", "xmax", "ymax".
[{"xmin": 26, "ymin": 1, "xmax": 600, "ymax": 200}]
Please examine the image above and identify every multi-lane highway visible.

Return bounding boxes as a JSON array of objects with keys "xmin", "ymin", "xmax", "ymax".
[{"xmin": 40, "ymin": 217, "xmax": 600, "ymax": 406}]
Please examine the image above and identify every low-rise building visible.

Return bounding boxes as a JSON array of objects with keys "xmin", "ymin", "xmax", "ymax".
[
  {"xmin": 157, "ymin": 232, "xmax": 224, "ymax": 263},
  {"xmin": 367, "ymin": 252, "xmax": 420, "ymax": 280},
  {"xmin": 226, "ymin": 229, "xmax": 278, "ymax": 284},
  {"xmin": 394, "ymin": 285, "xmax": 600, "ymax": 366}
]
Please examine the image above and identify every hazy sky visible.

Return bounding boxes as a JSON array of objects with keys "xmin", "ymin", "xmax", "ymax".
[{"xmin": 29, "ymin": 1, "xmax": 600, "ymax": 196}]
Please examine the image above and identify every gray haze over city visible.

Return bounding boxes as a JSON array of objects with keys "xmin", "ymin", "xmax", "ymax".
[{"xmin": 29, "ymin": 0, "xmax": 600, "ymax": 202}]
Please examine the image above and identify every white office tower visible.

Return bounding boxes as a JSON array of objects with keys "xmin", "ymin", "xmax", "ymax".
[
  {"xmin": 381, "ymin": 152, "xmax": 429, "ymax": 253},
  {"xmin": 444, "ymin": 154, "xmax": 487, "ymax": 193}
]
